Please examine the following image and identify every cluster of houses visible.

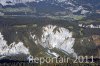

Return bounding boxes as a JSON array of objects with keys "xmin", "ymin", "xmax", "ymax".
[{"xmin": 79, "ymin": 24, "xmax": 100, "ymax": 28}]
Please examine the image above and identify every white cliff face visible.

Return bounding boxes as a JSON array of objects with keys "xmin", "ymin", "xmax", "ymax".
[
  {"xmin": 0, "ymin": 32, "xmax": 30, "ymax": 58},
  {"xmin": 31, "ymin": 25, "xmax": 77, "ymax": 57}
]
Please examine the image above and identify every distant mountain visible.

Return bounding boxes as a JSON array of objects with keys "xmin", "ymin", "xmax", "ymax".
[{"xmin": 0, "ymin": 0, "xmax": 100, "ymax": 16}]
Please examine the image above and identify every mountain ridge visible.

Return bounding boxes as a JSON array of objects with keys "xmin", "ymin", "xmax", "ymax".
[{"xmin": 1, "ymin": 0, "xmax": 99, "ymax": 16}]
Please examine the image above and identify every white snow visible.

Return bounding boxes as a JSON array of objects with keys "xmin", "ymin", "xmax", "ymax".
[
  {"xmin": 0, "ymin": 0, "xmax": 34, "ymax": 5},
  {"xmin": 67, "ymin": 2, "xmax": 75, "ymax": 6},
  {"xmin": 0, "ymin": 32, "xmax": 30, "ymax": 57},
  {"xmin": 81, "ymin": 10, "xmax": 90, "ymax": 15},
  {"xmin": 31, "ymin": 25, "xmax": 77, "ymax": 57},
  {"xmin": 48, "ymin": 50, "xmax": 59, "ymax": 57},
  {"xmin": 57, "ymin": 0, "xmax": 66, "ymax": 2},
  {"xmin": 72, "ymin": 6, "xmax": 83, "ymax": 13},
  {"xmin": 79, "ymin": 24, "xmax": 100, "ymax": 28},
  {"xmin": 0, "ymin": 0, "xmax": 45, "ymax": 5},
  {"xmin": 0, "ymin": 0, "xmax": 75, "ymax": 6},
  {"xmin": 8, "ymin": 42, "xmax": 30, "ymax": 55}
]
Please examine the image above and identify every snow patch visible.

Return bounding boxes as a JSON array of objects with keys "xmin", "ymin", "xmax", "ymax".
[
  {"xmin": 72, "ymin": 6, "xmax": 83, "ymax": 13},
  {"xmin": 81, "ymin": 10, "xmax": 90, "ymax": 15},
  {"xmin": 48, "ymin": 50, "xmax": 59, "ymax": 57},
  {"xmin": 0, "ymin": 32, "xmax": 30, "ymax": 57},
  {"xmin": 31, "ymin": 25, "xmax": 77, "ymax": 57}
]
